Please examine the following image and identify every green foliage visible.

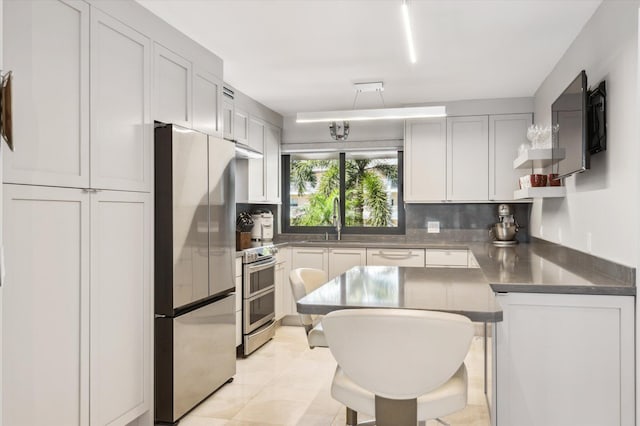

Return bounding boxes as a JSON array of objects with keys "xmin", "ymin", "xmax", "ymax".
[{"xmin": 291, "ymin": 157, "xmax": 396, "ymax": 228}]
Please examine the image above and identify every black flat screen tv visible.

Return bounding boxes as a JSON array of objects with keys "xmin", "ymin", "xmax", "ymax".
[{"xmin": 552, "ymin": 70, "xmax": 589, "ymax": 179}]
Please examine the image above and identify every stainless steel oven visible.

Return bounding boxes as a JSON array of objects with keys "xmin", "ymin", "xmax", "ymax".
[{"xmin": 242, "ymin": 247, "xmax": 278, "ymax": 356}]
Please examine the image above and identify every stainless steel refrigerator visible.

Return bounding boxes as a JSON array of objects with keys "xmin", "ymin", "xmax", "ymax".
[{"xmin": 154, "ymin": 123, "xmax": 236, "ymax": 425}]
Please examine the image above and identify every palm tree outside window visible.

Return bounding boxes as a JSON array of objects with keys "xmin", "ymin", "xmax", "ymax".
[{"xmin": 282, "ymin": 151, "xmax": 405, "ymax": 235}]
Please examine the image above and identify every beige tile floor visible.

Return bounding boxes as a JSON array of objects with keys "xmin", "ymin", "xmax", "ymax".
[{"xmin": 180, "ymin": 326, "xmax": 490, "ymax": 426}]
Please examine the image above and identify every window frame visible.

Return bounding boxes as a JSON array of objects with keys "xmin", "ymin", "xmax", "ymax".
[{"xmin": 282, "ymin": 151, "xmax": 405, "ymax": 235}]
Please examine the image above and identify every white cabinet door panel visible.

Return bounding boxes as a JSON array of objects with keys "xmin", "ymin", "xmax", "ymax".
[
  {"xmin": 404, "ymin": 118, "xmax": 446, "ymax": 202},
  {"xmin": 193, "ymin": 66, "xmax": 222, "ymax": 137},
  {"xmin": 489, "ymin": 114, "xmax": 532, "ymax": 201},
  {"xmin": 265, "ymin": 124, "xmax": 281, "ymax": 202},
  {"xmin": 222, "ymin": 97, "xmax": 234, "ymax": 141},
  {"xmin": 233, "ymin": 108, "xmax": 249, "ymax": 144},
  {"xmin": 3, "ymin": 0, "xmax": 89, "ymax": 188},
  {"xmin": 3, "ymin": 185, "xmax": 89, "ymax": 426},
  {"xmin": 447, "ymin": 116, "xmax": 489, "ymax": 201},
  {"xmin": 495, "ymin": 293, "xmax": 634, "ymax": 426},
  {"xmin": 248, "ymin": 118, "xmax": 266, "ymax": 202},
  {"xmin": 425, "ymin": 249, "xmax": 468, "ymax": 267},
  {"xmin": 328, "ymin": 248, "xmax": 366, "ymax": 279},
  {"xmin": 154, "ymin": 44, "xmax": 191, "ymax": 127},
  {"xmin": 90, "ymin": 191, "xmax": 151, "ymax": 426},
  {"xmin": 91, "ymin": 10, "xmax": 151, "ymax": 192},
  {"xmin": 291, "ymin": 248, "xmax": 328, "ymax": 280}
]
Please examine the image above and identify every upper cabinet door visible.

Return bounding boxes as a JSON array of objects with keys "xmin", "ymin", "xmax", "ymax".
[
  {"xmin": 404, "ymin": 118, "xmax": 447, "ymax": 202},
  {"xmin": 489, "ymin": 114, "xmax": 533, "ymax": 201},
  {"xmin": 154, "ymin": 43, "xmax": 191, "ymax": 128},
  {"xmin": 193, "ymin": 66, "xmax": 222, "ymax": 137},
  {"xmin": 447, "ymin": 116, "xmax": 489, "ymax": 201},
  {"xmin": 265, "ymin": 124, "xmax": 281, "ymax": 202},
  {"xmin": 90, "ymin": 10, "xmax": 151, "ymax": 192},
  {"xmin": 3, "ymin": 0, "xmax": 90, "ymax": 188},
  {"xmin": 222, "ymin": 96, "xmax": 234, "ymax": 141},
  {"xmin": 234, "ymin": 108, "xmax": 249, "ymax": 144},
  {"xmin": 247, "ymin": 117, "xmax": 266, "ymax": 201}
]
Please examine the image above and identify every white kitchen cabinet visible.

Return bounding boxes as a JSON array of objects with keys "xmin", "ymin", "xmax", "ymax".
[
  {"xmin": 3, "ymin": 185, "xmax": 90, "ymax": 426},
  {"xmin": 447, "ymin": 116, "xmax": 489, "ymax": 201},
  {"xmin": 404, "ymin": 118, "xmax": 447, "ymax": 202},
  {"xmin": 247, "ymin": 117, "xmax": 266, "ymax": 202},
  {"xmin": 265, "ymin": 124, "xmax": 281, "ymax": 203},
  {"xmin": 275, "ymin": 248, "xmax": 291, "ymax": 319},
  {"xmin": 153, "ymin": 43, "xmax": 191, "ymax": 127},
  {"xmin": 328, "ymin": 248, "xmax": 366, "ymax": 279},
  {"xmin": 234, "ymin": 107, "xmax": 250, "ymax": 144},
  {"xmin": 494, "ymin": 292, "xmax": 634, "ymax": 426},
  {"xmin": 489, "ymin": 114, "xmax": 533, "ymax": 201},
  {"xmin": 366, "ymin": 248, "xmax": 425, "ymax": 267},
  {"xmin": 234, "ymin": 257, "xmax": 242, "ymax": 347},
  {"xmin": 291, "ymin": 247, "xmax": 329, "ymax": 280},
  {"xmin": 3, "ymin": 0, "xmax": 90, "ymax": 188},
  {"xmin": 91, "ymin": 9, "xmax": 151, "ymax": 192},
  {"xmin": 425, "ymin": 249, "xmax": 469, "ymax": 268},
  {"xmin": 90, "ymin": 191, "xmax": 151, "ymax": 426},
  {"xmin": 3, "ymin": 184, "xmax": 153, "ymax": 426},
  {"xmin": 193, "ymin": 65, "xmax": 223, "ymax": 137},
  {"xmin": 222, "ymin": 93, "xmax": 234, "ymax": 141}
]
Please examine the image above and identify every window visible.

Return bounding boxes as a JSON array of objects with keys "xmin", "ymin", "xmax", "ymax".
[{"xmin": 283, "ymin": 151, "xmax": 404, "ymax": 234}]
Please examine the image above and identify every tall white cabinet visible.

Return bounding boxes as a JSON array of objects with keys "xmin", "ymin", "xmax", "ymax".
[
  {"xmin": 2, "ymin": 1, "xmax": 160, "ymax": 425},
  {"xmin": 3, "ymin": 185, "xmax": 90, "ymax": 426},
  {"xmin": 90, "ymin": 191, "xmax": 151, "ymax": 426}
]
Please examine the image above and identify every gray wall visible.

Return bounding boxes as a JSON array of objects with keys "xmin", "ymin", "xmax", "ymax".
[{"xmin": 530, "ymin": 0, "xmax": 639, "ymax": 266}]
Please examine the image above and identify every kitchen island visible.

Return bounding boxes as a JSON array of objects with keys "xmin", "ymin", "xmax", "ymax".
[{"xmin": 290, "ymin": 239, "xmax": 635, "ymax": 426}]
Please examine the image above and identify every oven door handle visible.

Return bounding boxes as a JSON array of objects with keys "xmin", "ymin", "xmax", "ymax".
[{"xmin": 245, "ymin": 257, "xmax": 277, "ymax": 273}]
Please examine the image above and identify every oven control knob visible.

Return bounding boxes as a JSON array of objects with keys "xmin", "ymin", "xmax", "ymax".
[{"xmin": 272, "ymin": 247, "xmax": 279, "ymax": 254}]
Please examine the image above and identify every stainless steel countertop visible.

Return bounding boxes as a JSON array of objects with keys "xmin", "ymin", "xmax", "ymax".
[
  {"xmin": 297, "ymin": 266, "xmax": 502, "ymax": 322},
  {"xmin": 277, "ymin": 238, "xmax": 636, "ymax": 296}
]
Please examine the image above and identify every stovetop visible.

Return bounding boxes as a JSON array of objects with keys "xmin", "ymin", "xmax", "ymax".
[{"xmin": 240, "ymin": 242, "xmax": 278, "ymax": 263}]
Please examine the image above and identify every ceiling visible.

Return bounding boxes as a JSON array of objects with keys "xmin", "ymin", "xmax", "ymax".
[{"xmin": 136, "ymin": 0, "xmax": 602, "ymax": 118}]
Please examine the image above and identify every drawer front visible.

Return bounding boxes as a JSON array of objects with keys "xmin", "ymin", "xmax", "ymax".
[
  {"xmin": 426, "ymin": 249, "xmax": 469, "ymax": 267},
  {"xmin": 366, "ymin": 249, "xmax": 425, "ymax": 267}
]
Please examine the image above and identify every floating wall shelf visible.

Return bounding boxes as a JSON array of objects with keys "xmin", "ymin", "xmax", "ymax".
[
  {"xmin": 514, "ymin": 187, "xmax": 566, "ymax": 199},
  {"xmin": 513, "ymin": 148, "xmax": 566, "ymax": 170}
]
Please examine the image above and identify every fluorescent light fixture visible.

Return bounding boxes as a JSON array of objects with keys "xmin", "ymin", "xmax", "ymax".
[
  {"xmin": 235, "ymin": 142, "xmax": 263, "ymax": 159},
  {"xmin": 402, "ymin": 0, "xmax": 417, "ymax": 64},
  {"xmin": 296, "ymin": 106, "xmax": 446, "ymax": 123}
]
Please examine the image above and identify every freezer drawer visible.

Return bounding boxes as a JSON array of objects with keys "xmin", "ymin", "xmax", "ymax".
[{"xmin": 155, "ymin": 294, "xmax": 236, "ymax": 423}]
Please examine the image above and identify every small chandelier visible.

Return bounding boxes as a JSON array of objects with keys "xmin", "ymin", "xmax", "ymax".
[{"xmin": 329, "ymin": 121, "xmax": 350, "ymax": 141}]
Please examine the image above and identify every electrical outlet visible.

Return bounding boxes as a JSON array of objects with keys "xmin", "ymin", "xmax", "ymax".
[{"xmin": 427, "ymin": 221, "xmax": 440, "ymax": 233}]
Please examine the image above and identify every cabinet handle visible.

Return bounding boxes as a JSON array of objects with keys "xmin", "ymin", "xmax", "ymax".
[
  {"xmin": 376, "ymin": 251, "xmax": 418, "ymax": 259},
  {"xmin": 296, "ymin": 250, "xmax": 325, "ymax": 254}
]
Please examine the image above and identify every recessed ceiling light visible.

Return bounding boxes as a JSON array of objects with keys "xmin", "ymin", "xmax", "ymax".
[{"xmin": 402, "ymin": 0, "xmax": 417, "ymax": 64}]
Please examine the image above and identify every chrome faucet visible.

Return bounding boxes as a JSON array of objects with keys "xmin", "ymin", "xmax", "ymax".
[{"xmin": 332, "ymin": 196, "xmax": 342, "ymax": 241}]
